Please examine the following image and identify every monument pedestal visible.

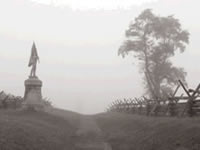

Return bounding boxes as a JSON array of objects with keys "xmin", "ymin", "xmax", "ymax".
[{"xmin": 23, "ymin": 77, "xmax": 44, "ymax": 111}]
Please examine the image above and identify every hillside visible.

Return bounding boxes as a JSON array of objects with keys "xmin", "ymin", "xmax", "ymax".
[
  {"xmin": 95, "ymin": 112, "xmax": 200, "ymax": 150},
  {"xmin": 2, "ymin": 109, "xmax": 200, "ymax": 150},
  {"xmin": 0, "ymin": 108, "xmax": 112, "ymax": 150},
  {"xmin": 46, "ymin": 108, "xmax": 112, "ymax": 150},
  {"xmin": 0, "ymin": 109, "xmax": 78, "ymax": 150}
]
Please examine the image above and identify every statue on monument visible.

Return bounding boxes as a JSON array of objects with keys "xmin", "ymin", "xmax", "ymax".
[
  {"xmin": 23, "ymin": 42, "xmax": 44, "ymax": 111},
  {"xmin": 28, "ymin": 42, "xmax": 40, "ymax": 78}
]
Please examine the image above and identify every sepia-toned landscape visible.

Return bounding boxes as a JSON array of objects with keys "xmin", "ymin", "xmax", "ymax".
[{"xmin": 0, "ymin": 0, "xmax": 200, "ymax": 150}]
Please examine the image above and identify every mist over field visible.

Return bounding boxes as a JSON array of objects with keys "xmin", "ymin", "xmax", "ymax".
[{"xmin": 0, "ymin": 0, "xmax": 200, "ymax": 114}]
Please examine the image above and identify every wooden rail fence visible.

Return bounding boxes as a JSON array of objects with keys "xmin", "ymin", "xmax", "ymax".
[{"xmin": 107, "ymin": 80, "xmax": 200, "ymax": 117}]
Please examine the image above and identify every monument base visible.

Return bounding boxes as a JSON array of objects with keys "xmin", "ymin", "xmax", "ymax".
[{"xmin": 23, "ymin": 77, "xmax": 44, "ymax": 111}]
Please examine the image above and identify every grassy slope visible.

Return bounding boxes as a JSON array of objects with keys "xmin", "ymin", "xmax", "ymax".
[
  {"xmin": 45, "ymin": 107, "xmax": 81, "ymax": 127},
  {"xmin": 2, "ymin": 109, "xmax": 200, "ymax": 150},
  {"xmin": 95, "ymin": 112, "xmax": 200, "ymax": 150},
  {"xmin": 0, "ymin": 109, "xmax": 79, "ymax": 150}
]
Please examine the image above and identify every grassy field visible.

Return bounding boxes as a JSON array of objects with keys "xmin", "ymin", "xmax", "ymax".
[
  {"xmin": 1, "ymin": 109, "xmax": 200, "ymax": 150},
  {"xmin": 95, "ymin": 112, "xmax": 200, "ymax": 150},
  {"xmin": 0, "ymin": 109, "xmax": 79, "ymax": 150}
]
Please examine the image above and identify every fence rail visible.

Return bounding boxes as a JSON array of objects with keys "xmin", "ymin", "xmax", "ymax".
[{"xmin": 107, "ymin": 80, "xmax": 200, "ymax": 117}]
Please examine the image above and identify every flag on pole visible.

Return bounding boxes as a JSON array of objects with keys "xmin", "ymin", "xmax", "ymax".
[{"xmin": 28, "ymin": 42, "xmax": 39, "ymax": 67}]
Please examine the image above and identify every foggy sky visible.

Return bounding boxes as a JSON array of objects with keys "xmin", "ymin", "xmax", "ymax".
[{"xmin": 0, "ymin": 0, "xmax": 200, "ymax": 114}]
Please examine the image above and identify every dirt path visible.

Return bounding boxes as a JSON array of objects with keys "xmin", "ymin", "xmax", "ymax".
[
  {"xmin": 46, "ymin": 108, "xmax": 112, "ymax": 150},
  {"xmin": 74, "ymin": 115, "xmax": 112, "ymax": 150}
]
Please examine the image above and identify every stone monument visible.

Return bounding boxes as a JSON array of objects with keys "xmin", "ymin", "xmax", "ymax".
[{"xmin": 23, "ymin": 42, "xmax": 44, "ymax": 111}]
